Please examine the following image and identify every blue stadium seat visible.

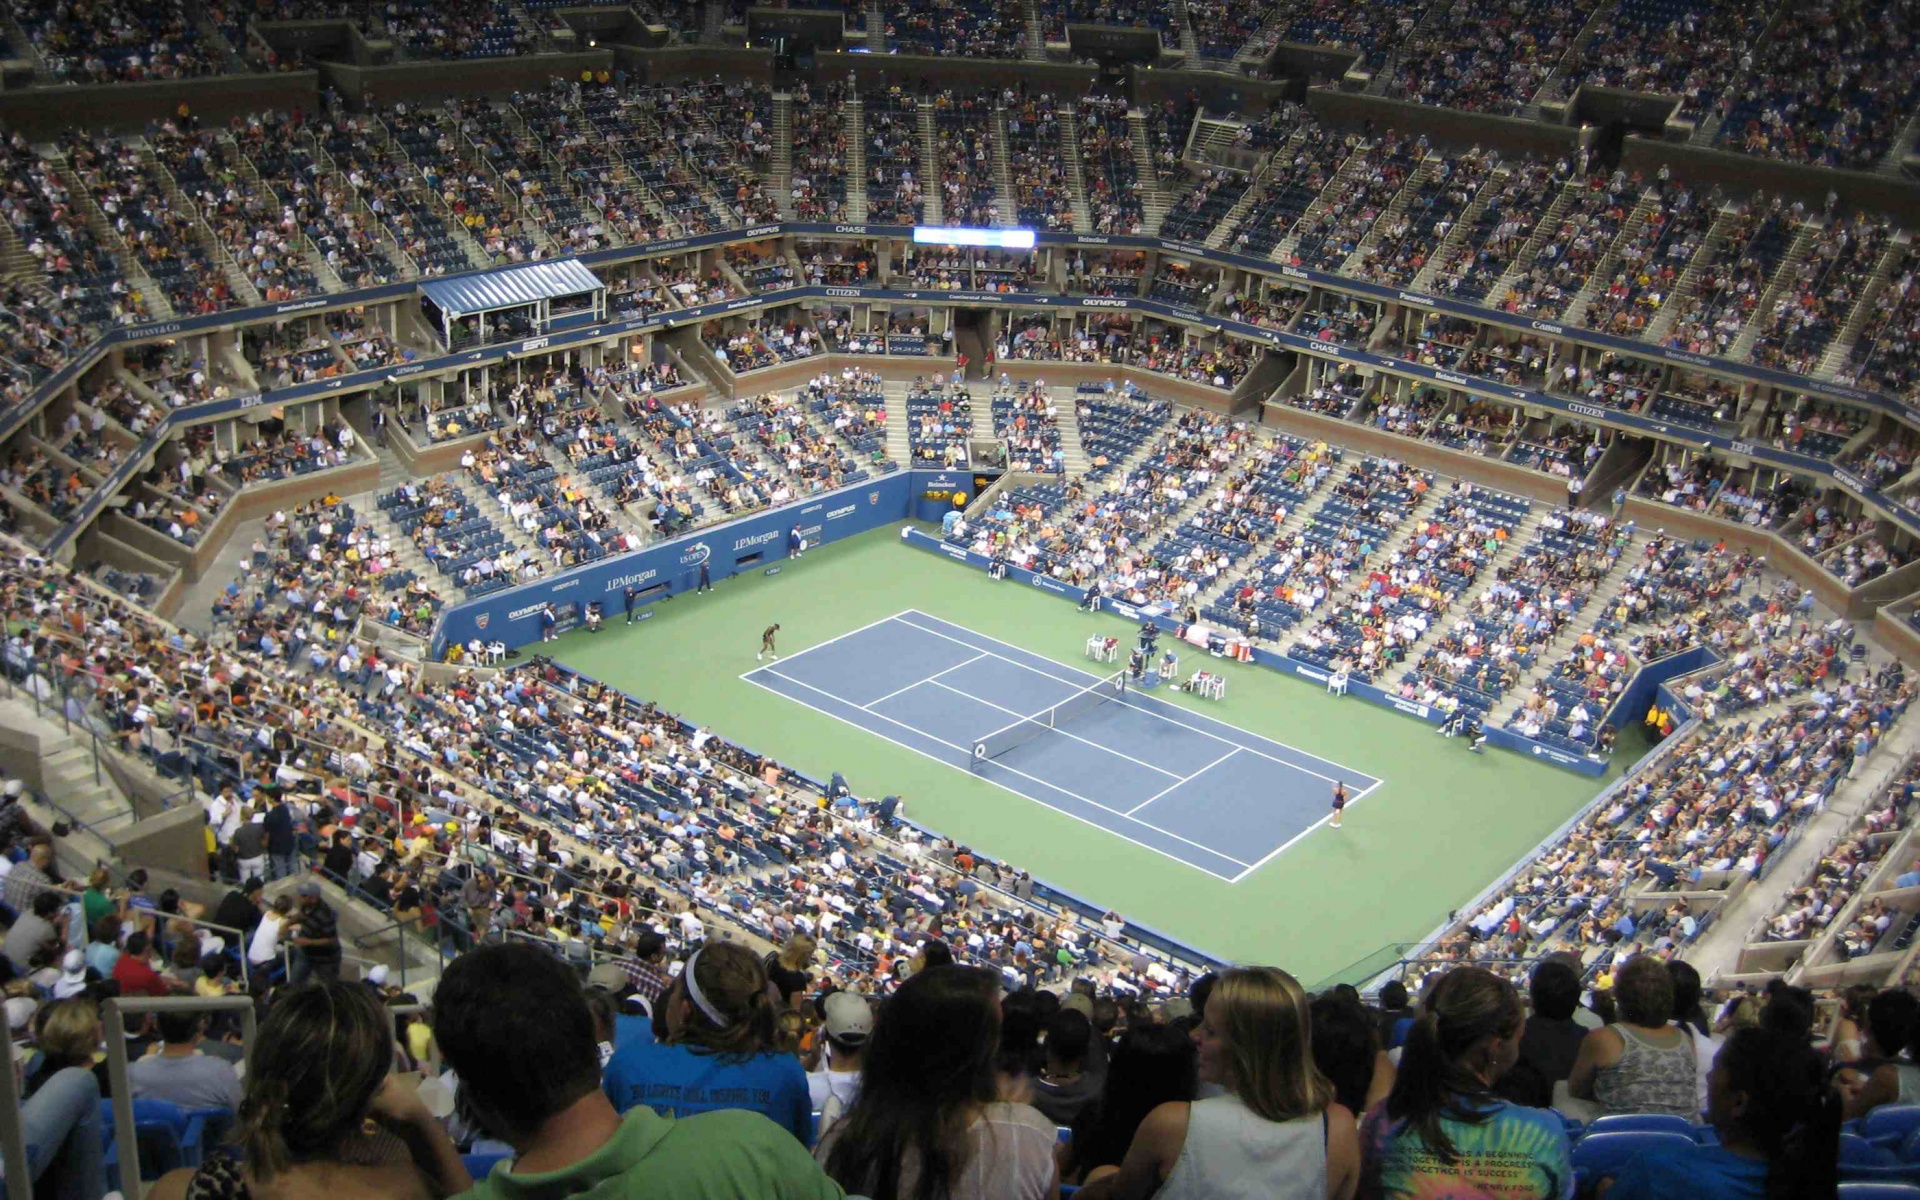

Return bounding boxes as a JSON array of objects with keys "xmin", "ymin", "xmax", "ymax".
[
  {"xmin": 1570, "ymin": 1131, "xmax": 1697, "ymax": 1186},
  {"xmin": 1585, "ymin": 1113, "xmax": 1700, "ymax": 1139}
]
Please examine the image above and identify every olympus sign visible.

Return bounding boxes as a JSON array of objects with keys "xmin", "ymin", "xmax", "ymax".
[
  {"xmin": 1081, "ymin": 298, "xmax": 1130, "ymax": 308},
  {"xmin": 826, "ymin": 503, "xmax": 858, "ymax": 520},
  {"xmin": 744, "ymin": 225, "xmax": 780, "ymax": 237},
  {"xmin": 733, "ymin": 529, "xmax": 781, "ymax": 550},
  {"xmin": 509, "ymin": 603, "xmax": 548, "ymax": 621}
]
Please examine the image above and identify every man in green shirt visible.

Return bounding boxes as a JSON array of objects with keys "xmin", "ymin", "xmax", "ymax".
[{"xmin": 434, "ymin": 943, "xmax": 844, "ymax": 1200}]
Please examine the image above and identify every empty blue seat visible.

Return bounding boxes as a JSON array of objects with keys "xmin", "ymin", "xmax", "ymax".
[{"xmin": 1570, "ymin": 1130, "xmax": 1697, "ymax": 1186}]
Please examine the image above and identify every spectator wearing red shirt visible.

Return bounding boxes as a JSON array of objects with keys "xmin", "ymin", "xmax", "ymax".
[{"xmin": 111, "ymin": 932, "xmax": 175, "ymax": 998}]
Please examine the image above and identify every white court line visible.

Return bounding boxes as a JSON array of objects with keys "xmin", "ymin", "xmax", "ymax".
[
  {"xmin": 861, "ymin": 652, "xmax": 988, "ymax": 711},
  {"xmin": 1226, "ymin": 778, "xmax": 1388, "ymax": 884},
  {"xmin": 1125, "ymin": 748, "xmax": 1240, "ymax": 815},
  {"xmin": 755, "ymin": 609, "xmax": 924, "ymax": 667},
  {"xmin": 923, "ymin": 680, "xmax": 1184, "ymax": 781},
  {"xmin": 753, "ymin": 668, "xmax": 1251, "ymax": 875},
  {"xmin": 893, "ymin": 612, "xmax": 1378, "ymax": 789}
]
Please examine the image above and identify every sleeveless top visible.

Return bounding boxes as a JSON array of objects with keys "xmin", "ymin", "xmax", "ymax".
[
  {"xmin": 1158, "ymin": 1093, "xmax": 1328, "ymax": 1200},
  {"xmin": 1594, "ymin": 1024, "xmax": 1698, "ymax": 1119}
]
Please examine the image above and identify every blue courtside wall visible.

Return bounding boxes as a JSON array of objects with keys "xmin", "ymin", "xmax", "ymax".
[
  {"xmin": 431, "ymin": 471, "xmax": 923, "ymax": 655},
  {"xmin": 902, "ymin": 528, "xmax": 1612, "ymax": 775}
]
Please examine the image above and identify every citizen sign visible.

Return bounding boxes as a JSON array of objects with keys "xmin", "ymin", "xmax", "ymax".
[{"xmin": 825, "ymin": 288, "xmax": 860, "ymax": 298}]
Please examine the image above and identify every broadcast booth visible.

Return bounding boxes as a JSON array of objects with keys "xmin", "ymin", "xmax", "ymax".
[{"xmin": 419, "ymin": 259, "xmax": 607, "ymax": 352}]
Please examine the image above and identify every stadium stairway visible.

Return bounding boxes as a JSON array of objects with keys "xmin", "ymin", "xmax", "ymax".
[
  {"xmin": 46, "ymin": 143, "xmax": 178, "ymax": 320},
  {"xmin": 1820, "ymin": 232, "xmax": 1910, "ymax": 380},
  {"xmin": 1684, "ymin": 696, "xmax": 1920, "ymax": 985},
  {"xmin": 1058, "ymin": 103, "xmax": 1095, "ymax": 233},
  {"xmin": 863, "ymin": 0, "xmax": 886, "ymax": 52},
  {"xmin": 1126, "ymin": 109, "xmax": 1170, "ymax": 233},
  {"xmin": 1368, "ymin": 499, "xmax": 1551, "ymax": 675},
  {"xmin": 1340, "ymin": 151, "xmax": 1440, "ymax": 277},
  {"xmin": 1185, "ymin": 462, "xmax": 1337, "ymax": 615},
  {"xmin": 1880, "ymin": 109, "xmax": 1920, "ymax": 179},
  {"xmin": 916, "ymin": 101, "xmax": 944, "ymax": 226},
  {"xmin": 135, "ymin": 138, "xmax": 264, "ymax": 306},
  {"xmin": 1486, "ymin": 529, "xmax": 1648, "ymax": 728},
  {"xmin": 1730, "ymin": 218, "xmax": 1824, "ymax": 362},
  {"xmin": 1410, "ymin": 160, "xmax": 1507, "ymax": 293},
  {"xmin": 1056, "ymin": 392, "xmax": 1092, "ymax": 476},
  {"xmin": 1484, "ymin": 176, "xmax": 1581, "ymax": 311},
  {"xmin": 771, "ymin": 93, "xmax": 795, "ymax": 219},
  {"xmin": 845, "ymin": 100, "xmax": 869, "ymax": 224},
  {"xmin": 1558, "ymin": 186, "xmax": 1662, "ymax": 330},
  {"xmin": 1269, "ymin": 134, "xmax": 1370, "ymax": 265},
  {"xmin": 990, "ymin": 106, "xmax": 1019, "ymax": 227},
  {"xmin": 1643, "ymin": 203, "xmax": 1751, "ymax": 346},
  {"xmin": 881, "ymin": 383, "xmax": 916, "ymax": 467},
  {"xmin": 1022, "ymin": 0, "xmax": 1045, "ymax": 59},
  {"xmin": 1174, "ymin": 0, "xmax": 1201, "ymax": 61},
  {"xmin": 1514, "ymin": 3, "xmax": 1611, "ymax": 124}
]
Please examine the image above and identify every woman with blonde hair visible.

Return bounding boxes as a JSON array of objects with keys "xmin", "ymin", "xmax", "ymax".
[
  {"xmin": 768, "ymin": 932, "xmax": 817, "ymax": 1008},
  {"xmin": 1078, "ymin": 966, "xmax": 1358, "ymax": 1200}
]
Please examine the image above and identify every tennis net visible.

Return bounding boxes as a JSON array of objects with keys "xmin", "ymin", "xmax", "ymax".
[{"xmin": 970, "ymin": 670, "xmax": 1128, "ymax": 769}]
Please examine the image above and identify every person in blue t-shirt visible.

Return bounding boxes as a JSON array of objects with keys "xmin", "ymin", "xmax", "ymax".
[
  {"xmin": 602, "ymin": 941, "xmax": 814, "ymax": 1145},
  {"xmin": 1598, "ymin": 1026, "xmax": 1840, "ymax": 1200}
]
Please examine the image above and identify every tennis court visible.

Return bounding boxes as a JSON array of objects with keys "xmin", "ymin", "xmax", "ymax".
[{"xmin": 742, "ymin": 610, "xmax": 1383, "ymax": 881}]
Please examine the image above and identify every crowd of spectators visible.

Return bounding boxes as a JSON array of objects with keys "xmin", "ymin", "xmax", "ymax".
[
  {"xmin": 1384, "ymin": 0, "xmax": 1597, "ymax": 115},
  {"xmin": 862, "ymin": 89, "xmax": 926, "ymax": 226}
]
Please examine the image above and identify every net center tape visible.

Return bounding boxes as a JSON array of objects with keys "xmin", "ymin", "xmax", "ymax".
[{"xmin": 971, "ymin": 670, "xmax": 1128, "ymax": 767}]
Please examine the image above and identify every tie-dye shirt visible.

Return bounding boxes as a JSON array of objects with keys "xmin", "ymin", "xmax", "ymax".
[{"xmin": 1357, "ymin": 1096, "xmax": 1574, "ymax": 1200}]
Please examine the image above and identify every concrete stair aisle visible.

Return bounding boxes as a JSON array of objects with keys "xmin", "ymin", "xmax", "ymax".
[
  {"xmin": 1644, "ymin": 203, "xmax": 1746, "ymax": 345},
  {"xmin": 1489, "ymin": 536, "xmax": 1648, "ymax": 726},
  {"xmin": 555, "ymin": 90, "xmax": 683, "ymax": 239},
  {"xmin": 1484, "ymin": 177, "xmax": 1581, "ymax": 310},
  {"xmin": 1731, "ymin": 217, "xmax": 1823, "ymax": 362},
  {"xmin": 990, "ymin": 107, "xmax": 1019, "ymax": 228},
  {"xmin": 882, "ymin": 382, "xmax": 915, "ymax": 467},
  {"xmin": 916, "ymin": 102, "xmax": 945, "ymax": 226},
  {"xmin": 508, "ymin": 0, "xmax": 557, "ymax": 52},
  {"xmin": 1058, "ymin": 104, "xmax": 1095, "ymax": 233},
  {"xmin": 1185, "ymin": 458, "xmax": 1335, "ymax": 614},
  {"xmin": 1022, "ymin": 0, "xmax": 1046, "ymax": 58},
  {"xmin": 528, "ymin": 438, "xmax": 655, "ymax": 546},
  {"xmin": 1879, "ymin": 108, "xmax": 1920, "ymax": 179},
  {"xmin": 1269, "ymin": 135, "xmax": 1371, "ymax": 264},
  {"xmin": 845, "ymin": 100, "xmax": 870, "ymax": 223},
  {"xmin": 3, "ymin": 12, "xmax": 54, "ymax": 79},
  {"xmin": 1054, "ymin": 388, "xmax": 1092, "ymax": 476},
  {"xmin": 1409, "ymin": 160, "xmax": 1509, "ymax": 293},
  {"xmin": 1557, "ymin": 185, "xmax": 1660, "ymax": 329},
  {"xmin": 771, "ymin": 93, "xmax": 795, "ymax": 218},
  {"xmin": 348, "ymin": 116, "xmax": 494, "ymax": 273},
  {"xmin": 1339, "ymin": 153, "xmax": 1437, "ymax": 277},
  {"xmin": 864, "ymin": 0, "xmax": 887, "ymax": 52},
  {"xmin": 1690, "ymin": 2, "xmax": 1789, "ymax": 150},
  {"xmin": 47, "ymin": 147, "xmax": 176, "ymax": 320},
  {"xmin": 702, "ymin": 0, "xmax": 724, "ymax": 41},
  {"xmin": 306, "ymin": 131, "xmax": 421, "ymax": 278},
  {"xmin": 1281, "ymin": 484, "xmax": 1444, "ymax": 655},
  {"xmin": 1381, "ymin": 501, "xmax": 1549, "ymax": 673},
  {"xmin": 1367, "ymin": 0, "xmax": 1453, "ymax": 96},
  {"xmin": 0, "ymin": 702, "xmax": 139, "ymax": 844},
  {"xmin": 1232, "ymin": 8, "xmax": 1286, "ymax": 73},
  {"xmin": 1174, "ymin": 0, "xmax": 1201, "ymax": 60},
  {"xmin": 496, "ymin": 99, "xmax": 623, "ymax": 249},
  {"xmin": 1126, "ymin": 109, "xmax": 1171, "ymax": 234},
  {"xmin": 182, "ymin": 0, "xmax": 249, "ymax": 71},
  {"xmin": 1818, "ymin": 232, "xmax": 1909, "ymax": 379},
  {"xmin": 1515, "ymin": 3, "xmax": 1610, "ymax": 122},
  {"xmin": 134, "ymin": 138, "xmax": 264, "ymax": 306},
  {"xmin": 221, "ymin": 132, "xmax": 350, "ymax": 293},
  {"xmin": 451, "ymin": 119, "xmax": 561, "ymax": 259},
  {"xmin": 1200, "ymin": 138, "xmax": 1290, "ymax": 252}
]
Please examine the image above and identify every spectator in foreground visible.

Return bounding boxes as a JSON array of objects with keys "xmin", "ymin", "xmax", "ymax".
[
  {"xmin": 1494, "ymin": 959, "xmax": 1586, "ymax": 1109},
  {"xmin": 148, "ymin": 982, "xmax": 470, "ymax": 1200},
  {"xmin": 1076, "ymin": 966, "xmax": 1358, "ymax": 1200},
  {"xmin": 602, "ymin": 940, "xmax": 813, "ymax": 1143},
  {"xmin": 16, "ymin": 997, "xmax": 107, "ymax": 1200},
  {"xmin": 1031, "ymin": 1006, "xmax": 1100, "ymax": 1126},
  {"xmin": 1598, "ymin": 1027, "xmax": 1840, "ymax": 1200},
  {"xmin": 1310, "ymin": 993, "xmax": 1393, "ymax": 1117},
  {"xmin": 1567, "ymin": 955, "xmax": 1698, "ymax": 1119},
  {"xmin": 128, "ymin": 1010, "xmax": 243, "ymax": 1111},
  {"xmin": 432, "ymin": 943, "xmax": 843, "ymax": 1199},
  {"xmin": 809, "ymin": 990, "xmax": 872, "ymax": 1142},
  {"xmin": 1064, "ymin": 1023, "xmax": 1197, "ymax": 1186},
  {"xmin": 1359, "ymin": 967, "xmax": 1572, "ymax": 1200},
  {"xmin": 817, "ymin": 964, "xmax": 1059, "ymax": 1200},
  {"xmin": 1840, "ymin": 989, "xmax": 1920, "ymax": 1118}
]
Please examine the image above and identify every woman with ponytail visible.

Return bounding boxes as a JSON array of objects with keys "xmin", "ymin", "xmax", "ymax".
[
  {"xmin": 1598, "ymin": 1026, "xmax": 1840, "ymax": 1200},
  {"xmin": 602, "ymin": 939, "xmax": 814, "ymax": 1143},
  {"xmin": 148, "ymin": 982, "xmax": 470, "ymax": 1200},
  {"xmin": 1359, "ymin": 967, "xmax": 1573, "ymax": 1200},
  {"xmin": 1077, "ymin": 965, "xmax": 1358, "ymax": 1200}
]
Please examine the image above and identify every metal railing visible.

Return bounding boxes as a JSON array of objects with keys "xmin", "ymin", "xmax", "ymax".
[{"xmin": 100, "ymin": 994, "xmax": 260, "ymax": 1200}]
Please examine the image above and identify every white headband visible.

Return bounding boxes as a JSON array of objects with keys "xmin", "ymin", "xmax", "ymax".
[{"xmin": 683, "ymin": 948, "xmax": 733, "ymax": 1029}]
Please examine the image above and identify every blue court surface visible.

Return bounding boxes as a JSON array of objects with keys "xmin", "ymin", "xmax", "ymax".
[{"xmin": 742, "ymin": 610, "xmax": 1383, "ymax": 882}]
